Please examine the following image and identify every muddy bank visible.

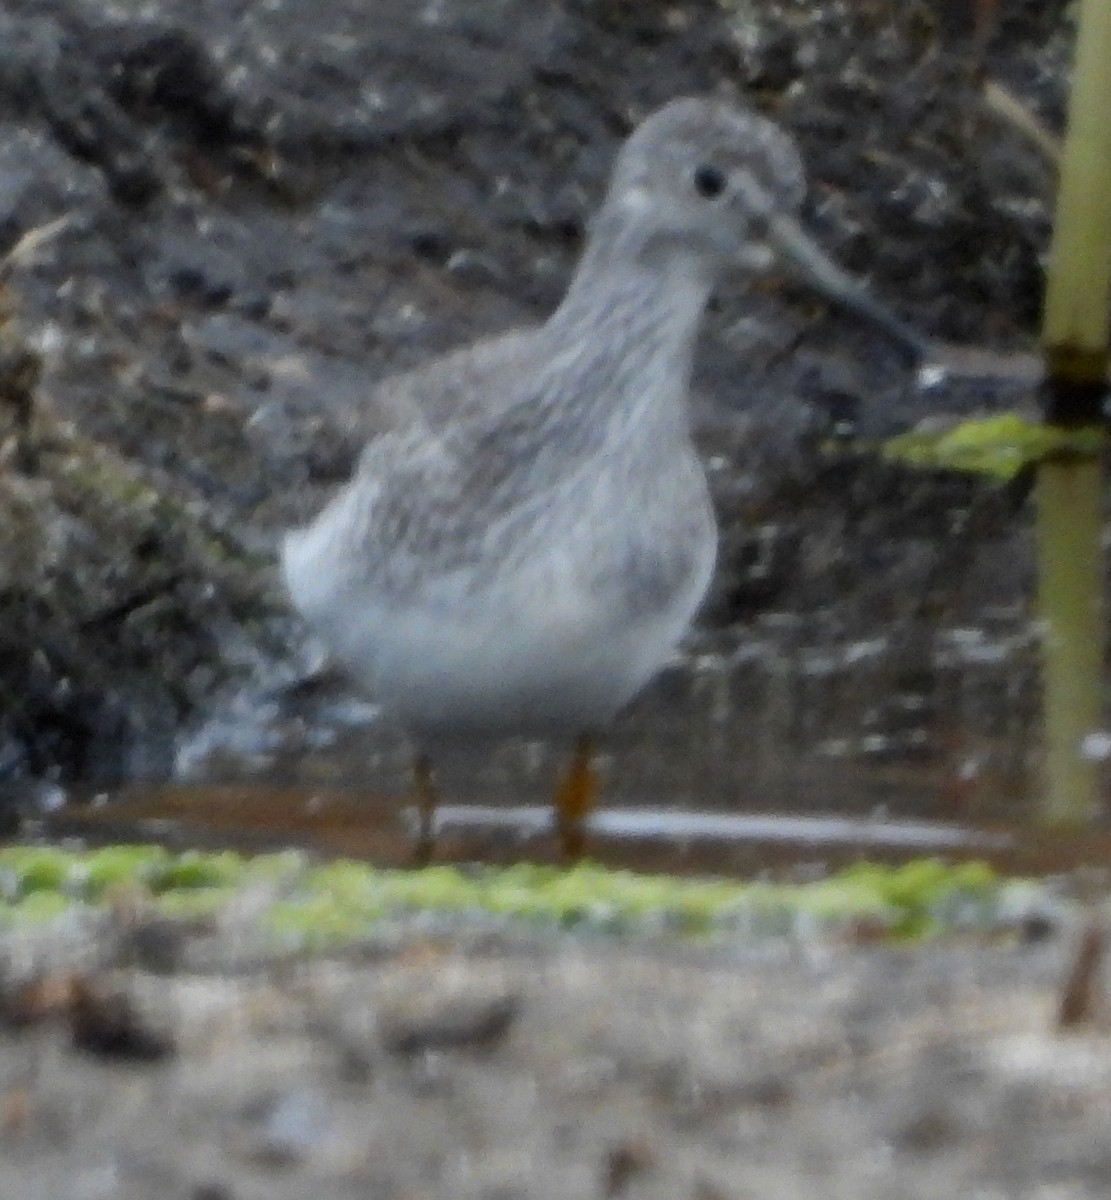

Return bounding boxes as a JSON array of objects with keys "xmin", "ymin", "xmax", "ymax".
[{"xmin": 0, "ymin": 0, "xmax": 1072, "ymax": 785}]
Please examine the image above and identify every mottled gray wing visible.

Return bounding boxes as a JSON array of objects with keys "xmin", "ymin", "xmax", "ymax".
[
  {"xmin": 356, "ymin": 327, "xmax": 540, "ymax": 439},
  {"xmin": 351, "ymin": 335, "xmax": 591, "ymax": 592}
]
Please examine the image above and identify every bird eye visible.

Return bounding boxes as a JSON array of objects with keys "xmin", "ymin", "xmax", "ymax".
[{"xmin": 692, "ymin": 163, "xmax": 727, "ymax": 199}]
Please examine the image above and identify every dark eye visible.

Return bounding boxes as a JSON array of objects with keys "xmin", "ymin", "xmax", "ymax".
[{"xmin": 692, "ymin": 163, "xmax": 727, "ymax": 199}]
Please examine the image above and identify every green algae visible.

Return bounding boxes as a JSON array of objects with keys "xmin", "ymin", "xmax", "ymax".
[
  {"xmin": 881, "ymin": 413, "xmax": 1107, "ymax": 481},
  {"xmin": 0, "ymin": 844, "xmax": 1019, "ymax": 946}
]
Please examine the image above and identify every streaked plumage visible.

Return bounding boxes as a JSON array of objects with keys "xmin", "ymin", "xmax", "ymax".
[{"xmin": 282, "ymin": 97, "xmax": 903, "ymax": 855}]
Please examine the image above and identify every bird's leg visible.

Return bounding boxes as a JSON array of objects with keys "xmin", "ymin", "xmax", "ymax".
[
  {"xmin": 553, "ymin": 733, "xmax": 597, "ymax": 860},
  {"xmin": 412, "ymin": 753, "xmax": 438, "ymax": 865}
]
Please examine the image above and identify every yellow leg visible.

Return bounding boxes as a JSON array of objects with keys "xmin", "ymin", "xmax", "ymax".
[
  {"xmin": 553, "ymin": 734, "xmax": 597, "ymax": 860},
  {"xmin": 412, "ymin": 753, "xmax": 438, "ymax": 865}
]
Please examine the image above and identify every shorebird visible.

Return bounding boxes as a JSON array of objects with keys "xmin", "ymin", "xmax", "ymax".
[{"xmin": 282, "ymin": 96, "xmax": 921, "ymax": 859}]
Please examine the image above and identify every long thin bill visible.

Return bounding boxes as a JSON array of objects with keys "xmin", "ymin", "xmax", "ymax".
[{"xmin": 767, "ymin": 211, "xmax": 932, "ymax": 368}]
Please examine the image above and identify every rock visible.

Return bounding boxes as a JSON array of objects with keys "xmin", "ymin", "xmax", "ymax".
[{"xmin": 377, "ymin": 969, "xmax": 521, "ymax": 1055}]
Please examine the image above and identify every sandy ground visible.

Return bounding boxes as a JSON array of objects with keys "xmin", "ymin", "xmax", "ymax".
[{"xmin": 1, "ymin": 911, "xmax": 1109, "ymax": 1199}]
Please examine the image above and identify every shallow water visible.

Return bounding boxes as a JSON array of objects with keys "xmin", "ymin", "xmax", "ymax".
[
  {"xmin": 179, "ymin": 610, "xmax": 1048, "ymax": 822},
  {"xmin": 43, "ymin": 608, "xmax": 1104, "ymax": 877}
]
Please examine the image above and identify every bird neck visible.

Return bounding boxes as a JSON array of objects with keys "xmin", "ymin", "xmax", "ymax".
[{"xmin": 546, "ymin": 226, "xmax": 715, "ymax": 416}]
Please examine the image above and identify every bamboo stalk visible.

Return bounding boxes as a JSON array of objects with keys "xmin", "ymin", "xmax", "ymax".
[
  {"xmin": 1036, "ymin": 0, "xmax": 1111, "ymax": 825},
  {"xmin": 1036, "ymin": 459, "xmax": 1104, "ymax": 823}
]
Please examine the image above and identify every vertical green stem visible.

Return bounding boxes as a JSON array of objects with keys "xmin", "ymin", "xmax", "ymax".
[
  {"xmin": 1042, "ymin": 0, "xmax": 1111, "ymax": 356},
  {"xmin": 1035, "ymin": 0, "xmax": 1111, "ymax": 825},
  {"xmin": 1036, "ymin": 457, "xmax": 1104, "ymax": 823}
]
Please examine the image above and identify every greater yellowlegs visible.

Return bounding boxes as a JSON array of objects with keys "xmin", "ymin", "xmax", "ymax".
[{"xmin": 282, "ymin": 97, "xmax": 920, "ymax": 858}]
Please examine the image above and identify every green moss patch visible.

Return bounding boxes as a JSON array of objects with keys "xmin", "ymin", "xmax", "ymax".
[
  {"xmin": 0, "ymin": 844, "xmax": 1032, "ymax": 949},
  {"xmin": 881, "ymin": 413, "xmax": 1106, "ymax": 480}
]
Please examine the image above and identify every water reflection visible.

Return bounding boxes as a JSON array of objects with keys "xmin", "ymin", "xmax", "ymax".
[{"xmin": 179, "ymin": 609, "xmax": 1055, "ymax": 828}]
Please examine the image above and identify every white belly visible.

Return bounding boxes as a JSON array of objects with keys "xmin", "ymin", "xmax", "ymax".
[
  {"xmin": 282, "ymin": 425, "xmax": 718, "ymax": 736},
  {"xmin": 283, "ymin": 509, "xmax": 715, "ymax": 736}
]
